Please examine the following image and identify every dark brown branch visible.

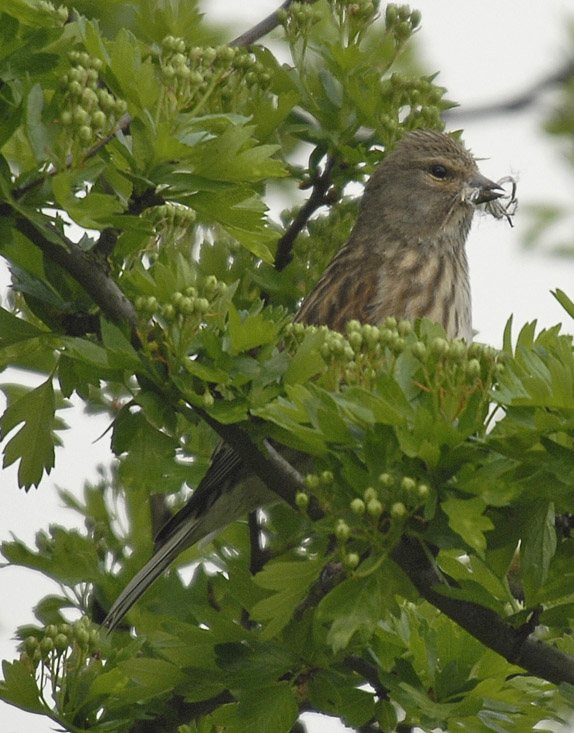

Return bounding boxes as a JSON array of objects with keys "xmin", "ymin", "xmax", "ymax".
[
  {"xmin": 446, "ymin": 60, "xmax": 574, "ymax": 121},
  {"xmin": 294, "ymin": 560, "xmax": 344, "ymax": 619},
  {"xmin": 130, "ymin": 690, "xmax": 235, "ymax": 733},
  {"xmin": 390, "ymin": 536, "xmax": 574, "ymax": 686},
  {"xmin": 12, "ymin": 213, "xmax": 139, "ymax": 341},
  {"xmin": 344, "ymin": 655, "xmax": 388, "ymax": 700},
  {"xmin": 275, "ymin": 156, "xmax": 337, "ymax": 271},
  {"xmin": 173, "ymin": 411, "xmax": 574, "ymax": 688},
  {"xmin": 167, "ymin": 407, "xmax": 574, "ymax": 689},
  {"xmin": 93, "ymin": 187, "xmax": 165, "ymax": 258},
  {"xmin": 230, "ymin": 0, "xmax": 320, "ymax": 47},
  {"xmin": 191, "ymin": 406, "xmax": 323, "ymax": 521}
]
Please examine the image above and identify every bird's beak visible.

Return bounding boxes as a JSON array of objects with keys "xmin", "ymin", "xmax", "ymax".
[{"xmin": 466, "ymin": 173, "xmax": 505, "ymax": 204}]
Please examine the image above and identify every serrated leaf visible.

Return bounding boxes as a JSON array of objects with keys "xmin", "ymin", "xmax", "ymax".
[
  {"xmin": 0, "ymin": 307, "xmax": 46, "ymax": 346},
  {"xmin": 442, "ymin": 496, "xmax": 493, "ymax": 556},
  {"xmin": 100, "ymin": 317, "xmax": 141, "ymax": 370},
  {"xmin": 251, "ymin": 558, "xmax": 323, "ymax": 639},
  {"xmin": 2, "ymin": 526, "xmax": 101, "ymax": 584},
  {"xmin": 0, "ymin": 660, "xmax": 46, "ymax": 714},
  {"xmin": 284, "ymin": 330, "xmax": 325, "ymax": 385},
  {"xmin": 118, "ymin": 657, "xmax": 187, "ymax": 696},
  {"xmin": 227, "ymin": 304, "xmax": 277, "ymax": 355},
  {"xmin": 520, "ymin": 500, "xmax": 557, "ymax": 601},
  {"xmin": 233, "ymin": 683, "xmax": 298, "ymax": 733},
  {"xmin": 0, "ymin": 377, "xmax": 59, "ymax": 488},
  {"xmin": 317, "ymin": 573, "xmax": 384, "ymax": 652},
  {"xmin": 552, "ymin": 288, "xmax": 574, "ymax": 320}
]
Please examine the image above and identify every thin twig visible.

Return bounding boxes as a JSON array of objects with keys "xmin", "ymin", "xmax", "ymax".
[{"xmin": 275, "ymin": 156, "xmax": 338, "ymax": 271}]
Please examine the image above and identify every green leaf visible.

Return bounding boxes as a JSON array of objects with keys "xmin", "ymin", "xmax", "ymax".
[
  {"xmin": 442, "ymin": 496, "xmax": 494, "ymax": 556},
  {"xmin": 284, "ymin": 330, "xmax": 325, "ymax": 385},
  {"xmin": 552, "ymin": 288, "xmax": 574, "ymax": 320},
  {"xmin": 520, "ymin": 500, "xmax": 557, "ymax": 601},
  {"xmin": 100, "ymin": 318, "xmax": 141, "ymax": 371},
  {"xmin": 217, "ymin": 683, "xmax": 298, "ymax": 733},
  {"xmin": 25, "ymin": 83, "xmax": 49, "ymax": 163},
  {"xmin": 112, "ymin": 408, "xmax": 178, "ymax": 490},
  {"xmin": 0, "ymin": 378, "xmax": 60, "ymax": 488},
  {"xmin": 251, "ymin": 558, "xmax": 323, "ymax": 639},
  {"xmin": 0, "ymin": 306, "xmax": 46, "ymax": 346},
  {"xmin": 2, "ymin": 527, "xmax": 102, "ymax": 584},
  {"xmin": 227, "ymin": 304, "xmax": 277, "ymax": 355},
  {"xmin": 52, "ymin": 172, "xmax": 123, "ymax": 228},
  {"xmin": 118, "ymin": 657, "xmax": 187, "ymax": 697},
  {"xmin": 308, "ymin": 670, "xmax": 376, "ymax": 727},
  {"xmin": 317, "ymin": 572, "xmax": 384, "ymax": 652},
  {"xmin": 0, "ymin": 660, "xmax": 46, "ymax": 714}
]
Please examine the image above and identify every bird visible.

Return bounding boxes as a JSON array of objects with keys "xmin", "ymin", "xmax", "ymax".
[{"xmin": 102, "ymin": 128, "xmax": 505, "ymax": 631}]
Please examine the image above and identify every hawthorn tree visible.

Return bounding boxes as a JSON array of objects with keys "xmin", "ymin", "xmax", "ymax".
[{"xmin": 1, "ymin": 1, "xmax": 574, "ymax": 732}]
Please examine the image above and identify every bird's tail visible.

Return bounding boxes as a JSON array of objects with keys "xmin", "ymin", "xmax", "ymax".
[
  {"xmin": 102, "ymin": 515, "xmax": 205, "ymax": 632},
  {"xmin": 102, "ymin": 443, "xmax": 271, "ymax": 632}
]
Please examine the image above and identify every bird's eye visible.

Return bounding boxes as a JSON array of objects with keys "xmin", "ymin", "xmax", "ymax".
[{"xmin": 430, "ymin": 164, "xmax": 449, "ymax": 179}]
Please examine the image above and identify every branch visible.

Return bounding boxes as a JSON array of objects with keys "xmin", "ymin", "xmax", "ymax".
[
  {"xmin": 170, "ymin": 408, "xmax": 574, "ymax": 689},
  {"xmin": 230, "ymin": 0, "xmax": 320, "ymax": 47},
  {"xmin": 191, "ymin": 405, "xmax": 323, "ymax": 521},
  {"xmin": 130, "ymin": 690, "xmax": 235, "ymax": 733},
  {"xmin": 11, "ymin": 213, "xmax": 139, "ymax": 341},
  {"xmin": 390, "ymin": 536, "xmax": 574, "ymax": 686},
  {"xmin": 446, "ymin": 60, "xmax": 574, "ymax": 121},
  {"xmin": 275, "ymin": 156, "xmax": 338, "ymax": 271},
  {"xmin": 93, "ymin": 187, "xmax": 165, "ymax": 258}
]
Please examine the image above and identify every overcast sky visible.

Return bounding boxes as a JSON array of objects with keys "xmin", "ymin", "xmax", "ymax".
[{"xmin": 2, "ymin": 2, "xmax": 573, "ymax": 731}]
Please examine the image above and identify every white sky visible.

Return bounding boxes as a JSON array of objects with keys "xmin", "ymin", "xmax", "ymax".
[{"xmin": 1, "ymin": 2, "xmax": 573, "ymax": 731}]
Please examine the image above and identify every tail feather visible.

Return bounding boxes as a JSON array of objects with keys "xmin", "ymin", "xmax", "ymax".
[{"xmin": 102, "ymin": 515, "xmax": 204, "ymax": 632}]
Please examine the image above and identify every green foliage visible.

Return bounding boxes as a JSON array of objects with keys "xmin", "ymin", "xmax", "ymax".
[{"xmin": 1, "ymin": 1, "xmax": 574, "ymax": 732}]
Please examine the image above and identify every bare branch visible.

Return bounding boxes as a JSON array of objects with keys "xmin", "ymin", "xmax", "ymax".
[{"xmin": 446, "ymin": 60, "xmax": 574, "ymax": 121}]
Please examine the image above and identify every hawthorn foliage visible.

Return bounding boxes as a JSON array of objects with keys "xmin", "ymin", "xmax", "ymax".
[{"xmin": 1, "ymin": 1, "xmax": 574, "ymax": 732}]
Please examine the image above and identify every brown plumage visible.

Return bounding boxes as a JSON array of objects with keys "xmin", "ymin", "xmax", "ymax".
[
  {"xmin": 103, "ymin": 129, "xmax": 504, "ymax": 631},
  {"xmin": 296, "ymin": 129, "xmax": 502, "ymax": 340}
]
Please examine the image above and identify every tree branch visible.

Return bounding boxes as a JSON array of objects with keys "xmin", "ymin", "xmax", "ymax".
[
  {"xmin": 446, "ymin": 60, "xmax": 574, "ymax": 121},
  {"xmin": 12, "ymin": 214, "xmax": 139, "ymax": 341},
  {"xmin": 390, "ymin": 536, "xmax": 574, "ymax": 686},
  {"xmin": 130, "ymin": 690, "xmax": 235, "ymax": 733},
  {"xmin": 275, "ymin": 156, "xmax": 338, "ymax": 271},
  {"xmin": 158, "ymin": 407, "xmax": 574, "ymax": 689},
  {"xmin": 191, "ymin": 405, "xmax": 323, "ymax": 521}
]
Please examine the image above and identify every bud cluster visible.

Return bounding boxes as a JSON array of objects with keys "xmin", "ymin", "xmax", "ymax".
[
  {"xmin": 143, "ymin": 203, "xmax": 197, "ymax": 248},
  {"xmin": 277, "ymin": 2, "xmax": 323, "ymax": 40},
  {"xmin": 59, "ymin": 51, "xmax": 126, "ymax": 155},
  {"xmin": 159, "ymin": 36, "xmax": 271, "ymax": 113},
  {"xmin": 384, "ymin": 4, "xmax": 421, "ymax": 41},
  {"xmin": 286, "ymin": 315, "xmax": 505, "ymax": 401},
  {"xmin": 19, "ymin": 616, "xmax": 99, "ymax": 683},
  {"xmin": 307, "ymin": 470, "xmax": 432, "ymax": 570},
  {"xmin": 134, "ymin": 277, "xmax": 226, "ymax": 325},
  {"xmin": 378, "ymin": 72, "xmax": 447, "ymax": 141}
]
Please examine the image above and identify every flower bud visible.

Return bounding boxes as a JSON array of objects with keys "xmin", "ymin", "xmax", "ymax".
[
  {"xmin": 391, "ymin": 502, "xmax": 406, "ymax": 519},
  {"xmin": 350, "ymin": 498, "xmax": 365, "ymax": 515},
  {"xmin": 295, "ymin": 491, "xmax": 309, "ymax": 510}
]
